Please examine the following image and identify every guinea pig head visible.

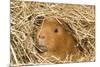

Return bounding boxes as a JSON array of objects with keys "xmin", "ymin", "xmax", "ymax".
[{"xmin": 36, "ymin": 17, "xmax": 77, "ymax": 59}]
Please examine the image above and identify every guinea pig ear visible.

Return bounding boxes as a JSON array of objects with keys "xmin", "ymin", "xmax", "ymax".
[
  {"xmin": 56, "ymin": 18, "xmax": 84, "ymax": 52},
  {"xmin": 34, "ymin": 14, "xmax": 46, "ymax": 26}
]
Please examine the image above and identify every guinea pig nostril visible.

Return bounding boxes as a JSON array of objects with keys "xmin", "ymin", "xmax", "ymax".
[{"xmin": 39, "ymin": 35, "xmax": 45, "ymax": 39}]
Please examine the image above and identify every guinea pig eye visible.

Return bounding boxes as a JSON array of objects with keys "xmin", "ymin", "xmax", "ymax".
[{"xmin": 54, "ymin": 28, "xmax": 58, "ymax": 33}]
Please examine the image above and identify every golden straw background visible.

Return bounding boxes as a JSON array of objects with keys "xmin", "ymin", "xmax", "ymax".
[{"xmin": 10, "ymin": 1, "xmax": 95, "ymax": 66}]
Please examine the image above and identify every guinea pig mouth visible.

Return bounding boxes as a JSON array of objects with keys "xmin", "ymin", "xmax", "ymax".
[{"xmin": 37, "ymin": 45, "xmax": 48, "ymax": 53}]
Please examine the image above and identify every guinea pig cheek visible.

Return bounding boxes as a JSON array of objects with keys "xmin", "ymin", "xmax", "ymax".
[{"xmin": 46, "ymin": 38, "xmax": 57, "ymax": 51}]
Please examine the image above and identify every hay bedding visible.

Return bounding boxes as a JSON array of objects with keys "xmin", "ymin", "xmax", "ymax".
[{"xmin": 10, "ymin": 0, "xmax": 95, "ymax": 66}]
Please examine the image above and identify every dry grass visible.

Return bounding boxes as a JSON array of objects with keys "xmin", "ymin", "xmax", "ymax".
[{"xmin": 10, "ymin": 1, "xmax": 95, "ymax": 66}]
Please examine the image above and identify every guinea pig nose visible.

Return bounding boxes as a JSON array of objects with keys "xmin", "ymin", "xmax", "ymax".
[{"xmin": 39, "ymin": 35, "xmax": 45, "ymax": 39}]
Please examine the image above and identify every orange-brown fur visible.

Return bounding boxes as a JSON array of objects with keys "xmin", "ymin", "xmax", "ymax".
[{"xmin": 36, "ymin": 17, "xmax": 80, "ymax": 60}]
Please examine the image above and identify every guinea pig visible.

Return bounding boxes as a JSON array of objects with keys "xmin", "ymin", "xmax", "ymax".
[{"xmin": 36, "ymin": 17, "xmax": 80, "ymax": 60}]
